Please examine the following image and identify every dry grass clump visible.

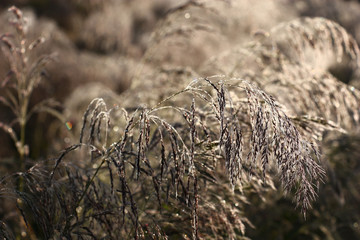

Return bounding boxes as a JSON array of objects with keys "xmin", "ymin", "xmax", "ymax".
[
  {"xmin": 293, "ymin": 0, "xmax": 360, "ymax": 88},
  {"xmin": 1, "ymin": 74, "xmax": 326, "ymax": 238},
  {"xmin": 241, "ymin": 128, "xmax": 360, "ymax": 240},
  {"xmin": 144, "ymin": 0, "xmax": 296, "ymax": 70},
  {"xmin": 294, "ymin": 0, "xmax": 360, "ymax": 45},
  {"xmin": 48, "ymin": 15, "xmax": 359, "ymax": 239},
  {"xmin": 35, "ymin": 76, "xmax": 324, "ymax": 238},
  {"xmin": 201, "ymin": 17, "xmax": 360, "ymax": 132}
]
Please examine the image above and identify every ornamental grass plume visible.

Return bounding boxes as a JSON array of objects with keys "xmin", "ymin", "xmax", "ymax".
[{"xmin": 1, "ymin": 3, "xmax": 360, "ymax": 240}]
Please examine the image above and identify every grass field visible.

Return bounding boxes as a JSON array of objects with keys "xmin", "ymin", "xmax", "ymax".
[{"xmin": 1, "ymin": 1, "xmax": 360, "ymax": 239}]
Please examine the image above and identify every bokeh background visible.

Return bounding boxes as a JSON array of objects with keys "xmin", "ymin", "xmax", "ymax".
[{"xmin": 1, "ymin": 0, "xmax": 360, "ymax": 239}]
